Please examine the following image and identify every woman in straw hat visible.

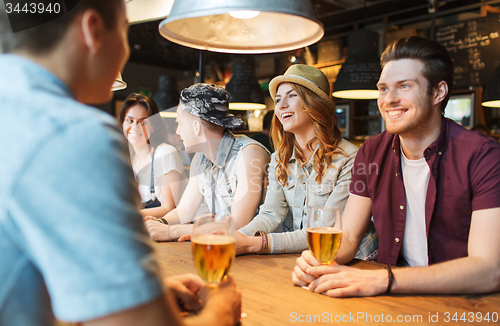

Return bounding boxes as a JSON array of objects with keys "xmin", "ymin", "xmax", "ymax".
[{"xmin": 236, "ymin": 64, "xmax": 378, "ymax": 257}]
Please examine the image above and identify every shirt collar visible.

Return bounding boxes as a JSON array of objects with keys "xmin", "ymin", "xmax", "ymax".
[
  {"xmin": 2, "ymin": 54, "xmax": 73, "ymax": 99},
  {"xmin": 426, "ymin": 117, "xmax": 449, "ymax": 156},
  {"xmin": 289, "ymin": 143, "xmax": 320, "ymax": 164},
  {"xmin": 199, "ymin": 129, "xmax": 235, "ymax": 170},
  {"xmin": 391, "ymin": 116, "xmax": 449, "ymax": 159}
]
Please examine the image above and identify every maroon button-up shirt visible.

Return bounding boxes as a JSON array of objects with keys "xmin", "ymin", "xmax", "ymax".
[{"xmin": 350, "ymin": 118, "xmax": 500, "ymax": 266}]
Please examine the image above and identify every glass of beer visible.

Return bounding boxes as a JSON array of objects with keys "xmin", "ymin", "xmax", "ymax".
[
  {"xmin": 306, "ymin": 206, "xmax": 342, "ymax": 265},
  {"xmin": 191, "ymin": 214, "xmax": 236, "ymax": 287}
]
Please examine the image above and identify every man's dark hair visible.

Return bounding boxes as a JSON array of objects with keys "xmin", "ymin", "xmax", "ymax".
[
  {"xmin": 0, "ymin": 0, "xmax": 122, "ymax": 54},
  {"xmin": 380, "ymin": 36, "xmax": 454, "ymax": 112}
]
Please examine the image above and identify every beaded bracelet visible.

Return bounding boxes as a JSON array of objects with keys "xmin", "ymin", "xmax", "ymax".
[
  {"xmin": 384, "ymin": 265, "xmax": 394, "ymax": 294},
  {"xmin": 157, "ymin": 217, "xmax": 168, "ymax": 225},
  {"xmin": 254, "ymin": 230, "xmax": 268, "ymax": 255}
]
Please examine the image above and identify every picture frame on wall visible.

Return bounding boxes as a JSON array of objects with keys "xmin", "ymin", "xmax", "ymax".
[{"xmin": 336, "ymin": 103, "xmax": 350, "ymax": 139}]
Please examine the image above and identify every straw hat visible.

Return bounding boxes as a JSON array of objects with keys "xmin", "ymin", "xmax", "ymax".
[{"xmin": 268, "ymin": 64, "xmax": 333, "ymax": 104}]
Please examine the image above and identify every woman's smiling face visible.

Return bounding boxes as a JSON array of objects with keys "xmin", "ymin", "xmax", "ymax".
[
  {"xmin": 274, "ymin": 82, "xmax": 314, "ymax": 135},
  {"xmin": 122, "ymin": 105, "xmax": 152, "ymax": 146}
]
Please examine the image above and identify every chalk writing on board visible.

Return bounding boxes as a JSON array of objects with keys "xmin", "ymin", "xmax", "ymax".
[{"xmin": 436, "ymin": 15, "xmax": 500, "ymax": 88}]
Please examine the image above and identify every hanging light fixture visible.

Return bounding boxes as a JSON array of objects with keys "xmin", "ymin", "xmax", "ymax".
[
  {"xmin": 112, "ymin": 73, "xmax": 127, "ymax": 91},
  {"xmin": 482, "ymin": 66, "xmax": 500, "ymax": 108},
  {"xmin": 125, "ymin": 0, "xmax": 175, "ymax": 24},
  {"xmin": 153, "ymin": 74, "xmax": 180, "ymax": 118},
  {"xmin": 158, "ymin": 0, "xmax": 324, "ymax": 54},
  {"xmin": 225, "ymin": 56, "xmax": 266, "ymax": 110},
  {"xmin": 332, "ymin": 29, "xmax": 381, "ymax": 99}
]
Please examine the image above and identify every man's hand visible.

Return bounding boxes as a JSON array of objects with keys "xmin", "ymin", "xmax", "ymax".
[
  {"xmin": 198, "ymin": 277, "xmax": 241, "ymax": 326},
  {"xmin": 292, "ymin": 250, "xmax": 323, "ymax": 286},
  {"xmin": 165, "ymin": 274, "xmax": 203, "ymax": 311},
  {"xmin": 145, "ymin": 220, "xmax": 170, "ymax": 241},
  {"xmin": 293, "ymin": 250, "xmax": 388, "ymax": 297}
]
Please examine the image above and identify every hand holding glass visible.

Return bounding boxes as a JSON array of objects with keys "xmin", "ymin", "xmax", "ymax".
[
  {"xmin": 191, "ymin": 215, "xmax": 236, "ymax": 287},
  {"xmin": 306, "ymin": 206, "xmax": 342, "ymax": 265}
]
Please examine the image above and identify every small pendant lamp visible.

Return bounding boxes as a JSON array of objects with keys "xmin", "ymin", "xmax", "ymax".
[
  {"xmin": 112, "ymin": 73, "xmax": 127, "ymax": 91},
  {"xmin": 158, "ymin": 0, "xmax": 324, "ymax": 54},
  {"xmin": 482, "ymin": 66, "xmax": 500, "ymax": 108},
  {"xmin": 332, "ymin": 30, "xmax": 381, "ymax": 100},
  {"xmin": 225, "ymin": 56, "xmax": 266, "ymax": 110}
]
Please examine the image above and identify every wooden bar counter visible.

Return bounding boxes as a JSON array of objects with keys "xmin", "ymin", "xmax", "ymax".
[{"xmin": 154, "ymin": 242, "xmax": 500, "ymax": 325}]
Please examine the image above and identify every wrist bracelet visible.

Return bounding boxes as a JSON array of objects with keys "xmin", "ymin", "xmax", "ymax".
[
  {"xmin": 254, "ymin": 230, "xmax": 268, "ymax": 255},
  {"xmin": 384, "ymin": 265, "xmax": 394, "ymax": 294},
  {"xmin": 157, "ymin": 217, "xmax": 168, "ymax": 225}
]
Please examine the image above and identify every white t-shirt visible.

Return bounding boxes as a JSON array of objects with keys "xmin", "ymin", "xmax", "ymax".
[
  {"xmin": 133, "ymin": 143, "xmax": 187, "ymax": 205},
  {"xmin": 401, "ymin": 151, "xmax": 430, "ymax": 267}
]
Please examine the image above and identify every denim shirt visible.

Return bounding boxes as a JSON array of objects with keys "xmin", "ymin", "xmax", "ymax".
[
  {"xmin": 0, "ymin": 55, "xmax": 163, "ymax": 324},
  {"xmin": 192, "ymin": 130, "xmax": 269, "ymax": 219},
  {"xmin": 240, "ymin": 139, "xmax": 378, "ymax": 256}
]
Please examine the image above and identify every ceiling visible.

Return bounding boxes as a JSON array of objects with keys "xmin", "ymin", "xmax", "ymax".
[{"xmin": 126, "ymin": 0, "xmax": 500, "ymax": 71}]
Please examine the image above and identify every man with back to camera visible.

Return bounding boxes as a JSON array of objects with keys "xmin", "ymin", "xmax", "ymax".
[
  {"xmin": 0, "ymin": 1, "xmax": 241, "ymax": 325},
  {"xmin": 293, "ymin": 36, "xmax": 500, "ymax": 296}
]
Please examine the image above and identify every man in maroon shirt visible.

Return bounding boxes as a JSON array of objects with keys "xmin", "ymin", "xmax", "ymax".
[{"xmin": 292, "ymin": 36, "xmax": 500, "ymax": 297}]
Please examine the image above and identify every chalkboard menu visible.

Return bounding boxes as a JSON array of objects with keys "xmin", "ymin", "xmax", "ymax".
[{"xmin": 436, "ymin": 15, "xmax": 500, "ymax": 89}]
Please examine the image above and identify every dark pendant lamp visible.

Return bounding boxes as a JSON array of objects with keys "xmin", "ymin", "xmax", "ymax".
[
  {"xmin": 332, "ymin": 29, "xmax": 381, "ymax": 99},
  {"xmin": 225, "ymin": 56, "xmax": 266, "ymax": 110},
  {"xmin": 154, "ymin": 74, "xmax": 179, "ymax": 118},
  {"xmin": 482, "ymin": 66, "xmax": 500, "ymax": 108},
  {"xmin": 158, "ymin": 0, "xmax": 324, "ymax": 54}
]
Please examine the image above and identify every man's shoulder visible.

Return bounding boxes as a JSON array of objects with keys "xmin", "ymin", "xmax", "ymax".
[
  {"xmin": 234, "ymin": 133, "xmax": 270, "ymax": 155},
  {"xmin": 448, "ymin": 121, "xmax": 500, "ymax": 150}
]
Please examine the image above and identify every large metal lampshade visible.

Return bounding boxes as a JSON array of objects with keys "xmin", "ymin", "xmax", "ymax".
[
  {"xmin": 159, "ymin": 0, "xmax": 324, "ymax": 54},
  {"xmin": 125, "ymin": 0, "xmax": 175, "ymax": 24},
  {"xmin": 225, "ymin": 56, "xmax": 266, "ymax": 110},
  {"xmin": 482, "ymin": 66, "xmax": 500, "ymax": 108},
  {"xmin": 332, "ymin": 30, "xmax": 381, "ymax": 99}
]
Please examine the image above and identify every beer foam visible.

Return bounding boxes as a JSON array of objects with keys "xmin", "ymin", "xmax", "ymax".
[
  {"xmin": 192, "ymin": 234, "xmax": 235, "ymax": 245},
  {"xmin": 307, "ymin": 227, "xmax": 342, "ymax": 234}
]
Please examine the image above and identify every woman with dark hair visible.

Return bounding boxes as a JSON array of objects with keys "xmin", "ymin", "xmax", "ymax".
[
  {"xmin": 236, "ymin": 65, "xmax": 378, "ymax": 257},
  {"xmin": 119, "ymin": 93, "xmax": 186, "ymax": 218}
]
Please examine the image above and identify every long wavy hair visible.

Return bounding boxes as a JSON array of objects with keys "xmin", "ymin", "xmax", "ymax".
[{"xmin": 271, "ymin": 83, "xmax": 345, "ymax": 186}]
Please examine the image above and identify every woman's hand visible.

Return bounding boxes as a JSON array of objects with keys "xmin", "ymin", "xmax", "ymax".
[
  {"xmin": 143, "ymin": 215, "xmax": 156, "ymax": 222},
  {"xmin": 178, "ymin": 233, "xmax": 191, "ymax": 242},
  {"xmin": 235, "ymin": 231, "xmax": 263, "ymax": 255},
  {"xmin": 144, "ymin": 220, "xmax": 170, "ymax": 241}
]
